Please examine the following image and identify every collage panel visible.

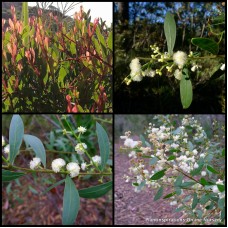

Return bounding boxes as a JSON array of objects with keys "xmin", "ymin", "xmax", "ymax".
[
  {"xmin": 115, "ymin": 114, "xmax": 225, "ymax": 225},
  {"xmin": 2, "ymin": 2, "xmax": 113, "ymax": 113},
  {"xmin": 114, "ymin": 2, "xmax": 225, "ymax": 113},
  {"xmin": 2, "ymin": 114, "xmax": 113, "ymax": 225}
]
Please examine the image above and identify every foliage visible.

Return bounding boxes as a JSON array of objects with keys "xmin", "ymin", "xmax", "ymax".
[
  {"xmin": 2, "ymin": 115, "xmax": 112, "ymax": 225},
  {"xmin": 2, "ymin": 5, "xmax": 112, "ymax": 112}
]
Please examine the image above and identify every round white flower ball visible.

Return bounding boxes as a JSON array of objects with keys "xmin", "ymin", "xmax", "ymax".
[
  {"xmin": 66, "ymin": 162, "xmax": 80, "ymax": 178},
  {"xmin": 130, "ymin": 58, "xmax": 143, "ymax": 82},
  {"xmin": 77, "ymin": 126, "xmax": 87, "ymax": 134},
  {"xmin": 30, "ymin": 157, "xmax": 41, "ymax": 170},
  {"xmin": 92, "ymin": 155, "xmax": 101, "ymax": 165},
  {"xmin": 201, "ymin": 171, "xmax": 206, "ymax": 176},
  {"xmin": 173, "ymin": 51, "xmax": 187, "ymax": 69},
  {"xmin": 51, "ymin": 158, "xmax": 66, "ymax": 173},
  {"xmin": 75, "ymin": 143, "xmax": 87, "ymax": 155}
]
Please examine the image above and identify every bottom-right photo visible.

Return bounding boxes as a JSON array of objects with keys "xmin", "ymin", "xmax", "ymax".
[{"xmin": 115, "ymin": 115, "xmax": 225, "ymax": 226}]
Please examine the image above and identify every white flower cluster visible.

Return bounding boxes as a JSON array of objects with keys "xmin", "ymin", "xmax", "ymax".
[
  {"xmin": 173, "ymin": 51, "xmax": 187, "ymax": 69},
  {"xmin": 75, "ymin": 143, "xmax": 87, "ymax": 155},
  {"xmin": 50, "ymin": 158, "xmax": 87, "ymax": 178},
  {"xmin": 121, "ymin": 115, "xmax": 224, "ymax": 223},
  {"xmin": 30, "ymin": 157, "xmax": 41, "ymax": 170},
  {"xmin": 77, "ymin": 126, "xmax": 87, "ymax": 134}
]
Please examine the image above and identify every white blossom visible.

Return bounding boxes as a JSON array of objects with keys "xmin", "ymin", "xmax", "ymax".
[
  {"xmin": 173, "ymin": 51, "xmax": 187, "ymax": 68},
  {"xmin": 75, "ymin": 143, "xmax": 87, "ymax": 155},
  {"xmin": 193, "ymin": 163, "xmax": 199, "ymax": 169},
  {"xmin": 201, "ymin": 171, "xmax": 206, "ymax": 176},
  {"xmin": 2, "ymin": 136, "xmax": 6, "ymax": 147},
  {"xmin": 81, "ymin": 162, "xmax": 87, "ymax": 171},
  {"xmin": 174, "ymin": 69, "xmax": 182, "ymax": 80},
  {"xmin": 66, "ymin": 162, "xmax": 80, "ymax": 178},
  {"xmin": 170, "ymin": 201, "xmax": 177, "ymax": 206},
  {"xmin": 3, "ymin": 144, "xmax": 10, "ymax": 154},
  {"xmin": 51, "ymin": 158, "xmax": 66, "ymax": 173},
  {"xmin": 77, "ymin": 126, "xmax": 87, "ymax": 134},
  {"xmin": 124, "ymin": 138, "xmax": 138, "ymax": 148},
  {"xmin": 129, "ymin": 58, "xmax": 143, "ymax": 81},
  {"xmin": 220, "ymin": 63, "xmax": 225, "ymax": 71},
  {"xmin": 92, "ymin": 155, "xmax": 101, "ymax": 164},
  {"xmin": 29, "ymin": 157, "xmax": 41, "ymax": 170}
]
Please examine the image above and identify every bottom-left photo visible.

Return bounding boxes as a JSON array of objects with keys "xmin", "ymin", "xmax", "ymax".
[{"xmin": 2, "ymin": 114, "xmax": 113, "ymax": 225}]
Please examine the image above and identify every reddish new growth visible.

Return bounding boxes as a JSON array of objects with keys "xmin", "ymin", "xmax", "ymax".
[{"xmin": 66, "ymin": 95, "xmax": 78, "ymax": 113}]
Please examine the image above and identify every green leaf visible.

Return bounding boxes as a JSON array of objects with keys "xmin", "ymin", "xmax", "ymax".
[
  {"xmin": 107, "ymin": 31, "xmax": 113, "ymax": 50},
  {"xmin": 154, "ymin": 186, "xmax": 163, "ymax": 201},
  {"xmin": 78, "ymin": 181, "xmax": 112, "ymax": 198},
  {"xmin": 175, "ymin": 187, "xmax": 182, "ymax": 195},
  {"xmin": 150, "ymin": 169, "xmax": 166, "ymax": 180},
  {"xmin": 174, "ymin": 175, "xmax": 183, "ymax": 187},
  {"xmin": 42, "ymin": 179, "xmax": 65, "ymax": 195},
  {"xmin": 181, "ymin": 181, "xmax": 196, "ymax": 188},
  {"xmin": 23, "ymin": 134, "xmax": 46, "ymax": 168},
  {"xmin": 167, "ymin": 155, "xmax": 176, "ymax": 161},
  {"xmin": 2, "ymin": 170, "xmax": 25, "ymax": 182},
  {"xmin": 192, "ymin": 193, "xmax": 198, "ymax": 209},
  {"xmin": 62, "ymin": 176, "xmax": 80, "ymax": 225},
  {"xmin": 221, "ymin": 207, "xmax": 225, "ymax": 220},
  {"xmin": 199, "ymin": 194, "xmax": 210, "ymax": 204},
  {"xmin": 149, "ymin": 156, "xmax": 158, "ymax": 165},
  {"xmin": 58, "ymin": 67, "xmax": 67, "ymax": 87},
  {"xmin": 29, "ymin": 185, "xmax": 38, "ymax": 194},
  {"xmin": 200, "ymin": 178, "xmax": 208, "ymax": 186},
  {"xmin": 163, "ymin": 192, "xmax": 176, "ymax": 199},
  {"xmin": 221, "ymin": 149, "xmax": 225, "ymax": 157},
  {"xmin": 96, "ymin": 122, "xmax": 110, "ymax": 171},
  {"xmin": 180, "ymin": 68, "xmax": 193, "ymax": 109},
  {"xmin": 191, "ymin": 38, "xmax": 219, "ymax": 55},
  {"xmin": 207, "ymin": 165, "xmax": 219, "ymax": 174},
  {"xmin": 175, "ymin": 206, "xmax": 185, "ymax": 212},
  {"xmin": 9, "ymin": 115, "xmax": 24, "ymax": 165},
  {"xmin": 218, "ymin": 198, "xmax": 224, "ymax": 209},
  {"xmin": 164, "ymin": 12, "xmax": 176, "ymax": 55},
  {"xmin": 132, "ymin": 182, "xmax": 139, "ymax": 186},
  {"xmin": 217, "ymin": 184, "xmax": 225, "ymax": 192},
  {"xmin": 22, "ymin": 2, "xmax": 29, "ymax": 47}
]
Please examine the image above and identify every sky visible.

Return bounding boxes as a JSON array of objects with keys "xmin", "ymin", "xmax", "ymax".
[{"xmin": 28, "ymin": 2, "xmax": 112, "ymax": 26}]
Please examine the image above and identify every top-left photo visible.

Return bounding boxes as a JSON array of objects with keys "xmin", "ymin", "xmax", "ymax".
[{"xmin": 2, "ymin": 2, "xmax": 113, "ymax": 113}]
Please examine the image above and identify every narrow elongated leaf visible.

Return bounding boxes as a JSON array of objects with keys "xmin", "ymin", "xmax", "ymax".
[
  {"xmin": 207, "ymin": 165, "xmax": 219, "ymax": 174},
  {"xmin": 191, "ymin": 38, "xmax": 219, "ymax": 55},
  {"xmin": 163, "ymin": 192, "xmax": 176, "ymax": 199},
  {"xmin": 96, "ymin": 122, "xmax": 110, "ymax": 171},
  {"xmin": 192, "ymin": 193, "xmax": 198, "ymax": 209},
  {"xmin": 180, "ymin": 68, "xmax": 193, "ymax": 109},
  {"xmin": 217, "ymin": 184, "xmax": 225, "ymax": 192},
  {"xmin": 174, "ymin": 175, "xmax": 183, "ymax": 187},
  {"xmin": 42, "ymin": 179, "xmax": 65, "ymax": 195},
  {"xmin": 164, "ymin": 12, "xmax": 176, "ymax": 55},
  {"xmin": 150, "ymin": 169, "xmax": 166, "ymax": 180},
  {"xmin": 200, "ymin": 178, "xmax": 208, "ymax": 186},
  {"xmin": 2, "ymin": 170, "xmax": 25, "ymax": 182},
  {"xmin": 167, "ymin": 155, "xmax": 176, "ymax": 161},
  {"xmin": 154, "ymin": 186, "xmax": 163, "ymax": 201},
  {"xmin": 24, "ymin": 134, "xmax": 46, "ymax": 168},
  {"xmin": 78, "ymin": 181, "xmax": 112, "ymax": 198},
  {"xmin": 9, "ymin": 115, "xmax": 24, "ymax": 165},
  {"xmin": 218, "ymin": 198, "xmax": 224, "ymax": 209},
  {"xmin": 62, "ymin": 176, "xmax": 80, "ymax": 225},
  {"xmin": 22, "ymin": 2, "xmax": 29, "ymax": 47},
  {"xmin": 181, "ymin": 181, "xmax": 196, "ymax": 188},
  {"xmin": 107, "ymin": 31, "xmax": 113, "ymax": 50}
]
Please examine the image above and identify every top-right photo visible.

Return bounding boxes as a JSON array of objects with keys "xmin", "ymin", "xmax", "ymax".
[{"xmin": 114, "ymin": 2, "xmax": 225, "ymax": 113}]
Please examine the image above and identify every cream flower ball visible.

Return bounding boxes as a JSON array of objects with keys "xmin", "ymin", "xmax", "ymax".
[
  {"xmin": 51, "ymin": 158, "xmax": 66, "ymax": 173},
  {"xmin": 173, "ymin": 51, "xmax": 187, "ymax": 68},
  {"xmin": 66, "ymin": 162, "xmax": 80, "ymax": 178},
  {"xmin": 30, "ymin": 157, "xmax": 41, "ymax": 170},
  {"xmin": 129, "ymin": 58, "xmax": 143, "ymax": 81}
]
